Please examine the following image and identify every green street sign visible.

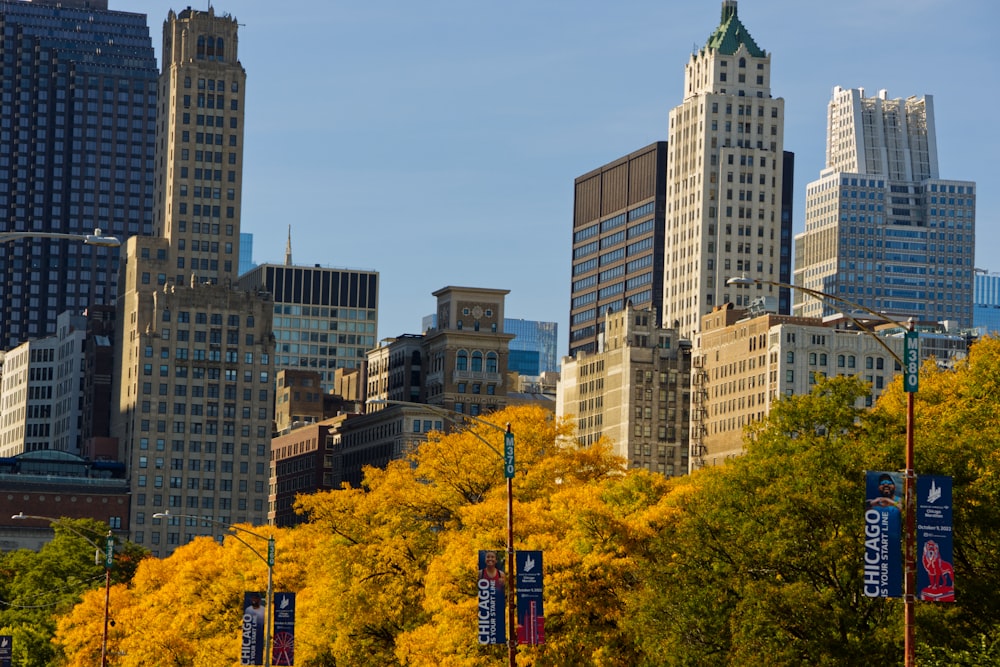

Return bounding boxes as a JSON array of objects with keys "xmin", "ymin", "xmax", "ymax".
[
  {"xmin": 503, "ymin": 432, "xmax": 515, "ymax": 479},
  {"xmin": 267, "ymin": 538, "xmax": 276, "ymax": 567},
  {"xmin": 105, "ymin": 535, "xmax": 115, "ymax": 569},
  {"xmin": 904, "ymin": 331, "xmax": 919, "ymax": 393}
]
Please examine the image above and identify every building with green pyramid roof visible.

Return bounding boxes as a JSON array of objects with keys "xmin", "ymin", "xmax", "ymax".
[
  {"xmin": 670, "ymin": 1, "xmax": 794, "ymax": 469},
  {"xmin": 703, "ymin": 0, "xmax": 766, "ymax": 58},
  {"xmin": 663, "ymin": 1, "xmax": 793, "ymax": 344}
]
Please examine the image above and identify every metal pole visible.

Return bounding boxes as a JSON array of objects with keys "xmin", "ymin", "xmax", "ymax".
[
  {"xmin": 503, "ymin": 422, "xmax": 517, "ymax": 666},
  {"xmin": 904, "ymin": 325, "xmax": 917, "ymax": 667},
  {"xmin": 101, "ymin": 564, "xmax": 111, "ymax": 667},
  {"xmin": 265, "ymin": 548, "xmax": 274, "ymax": 667},
  {"xmin": 507, "ymin": 472, "xmax": 516, "ymax": 667}
]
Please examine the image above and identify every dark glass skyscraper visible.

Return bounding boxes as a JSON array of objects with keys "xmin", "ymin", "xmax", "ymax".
[{"xmin": 0, "ymin": 0, "xmax": 158, "ymax": 349}]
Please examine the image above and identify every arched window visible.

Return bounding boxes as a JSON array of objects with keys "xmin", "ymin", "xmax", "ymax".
[
  {"xmin": 196, "ymin": 35, "xmax": 206, "ymax": 60},
  {"xmin": 471, "ymin": 351, "xmax": 483, "ymax": 372},
  {"xmin": 456, "ymin": 350, "xmax": 468, "ymax": 371},
  {"xmin": 215, "ymin": 37, "xmax": 224, "ymax": 61},
  {"xmin": 739, "ymin": 57, "xmax": 746, "ymax": 68},
  {"xmin": 486, "ymin": 352, "xmax": 498, "ymax": 373}
]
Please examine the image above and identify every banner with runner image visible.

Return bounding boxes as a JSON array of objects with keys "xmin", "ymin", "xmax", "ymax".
[
  {"xmin": 476, "ymin": 550, "xmax": 506, "ymax": 644},
  {"xmin": 863, "ymin": 471, "xmax": 903, "ymax": 598}
]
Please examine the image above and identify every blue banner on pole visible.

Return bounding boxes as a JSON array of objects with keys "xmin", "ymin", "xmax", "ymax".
[
  {"xmin": 863, "ymin": 471, "xmax": 903, "ymax": 598},
  {"xmin": 477, "ymin": 550, "xmax": 506, "ymax": 645},
  {"xmin": 917, "ymin": 475, "xmax": 955, "ymax": 602},
  {"xmin": 515, "ymin": 550, "xmax": 545, "ymax": 645},
  {"xmin": 272, "ymin": 592, "xmax": 296, "ymax": 665},
  {"xmin": 241, "ymin": 591, "xmax": 266, "ymax": 665},
  {"xmin": 0, "ymin": 635, "xmax": 11, "ymax": 667}
]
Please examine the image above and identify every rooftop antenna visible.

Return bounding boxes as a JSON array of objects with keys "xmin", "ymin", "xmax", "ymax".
[{"xmin": 285, "ymin": 225, "xmax": 292, "ymax": 266}]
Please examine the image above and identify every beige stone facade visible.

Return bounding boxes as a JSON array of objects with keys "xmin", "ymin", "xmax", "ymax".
[
  {"xmin": 664, "ymin": 2, "xmax": 786, "ymax": 338},
  {"xmin": 423, "ymin": 286, "xmax": 514, "ymax": 416},
  {"xmin": 558, "ymin": 304, "xmax": 692, "ymax": 476},
  {"xmin": 111, "ymin": 8, "xmax": 274, "ymax": 555},
  {"xmin": 691, "ymin": 304, "xmax": 925, "ymax": 469}
]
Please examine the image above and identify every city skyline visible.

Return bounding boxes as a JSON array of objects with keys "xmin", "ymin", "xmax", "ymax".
[{"xmin": 131, "ymin": 0, "xmax": 999, "ymax": 358}]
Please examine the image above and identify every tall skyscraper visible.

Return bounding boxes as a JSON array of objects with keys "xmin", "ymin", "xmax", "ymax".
[
  {"xmin": 112, "ymin": 8, "xmax": 274, "ymax": 554},
  {"xmin": 664, "ymin": 1, "xmax": 791, "ymax": 338},
  {"xmin": 570, "ymin": 142, "xmax": 666, "ymax": 357},
  {"xmin": 0, "ymin": 0, "xmax": 158, "ymax": 349},
  {"xmin": 794, "ymin": 87, "xmax": 976, "ymax": 326}
]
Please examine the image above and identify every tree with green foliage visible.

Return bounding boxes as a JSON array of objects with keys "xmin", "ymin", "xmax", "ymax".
[
  {"xmin": 624, "ymin": 376, "xmax": 901, "ymax": 666},
  {"xmin": 0, "ymin": 518, "xmax": 147, "ymax": 666}
]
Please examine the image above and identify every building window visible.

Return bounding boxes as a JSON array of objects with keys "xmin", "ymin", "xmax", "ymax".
[{"xmin": 456, "ymin": 350, "xmax": 468, "ymax": 371}]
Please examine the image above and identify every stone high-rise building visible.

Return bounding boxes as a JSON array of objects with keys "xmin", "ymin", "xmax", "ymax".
[
  {"xmin": 794, "ymin": 87, "xmax": 975, "ymax": 327},
  {"xmin": 664, "ymin": 1, "xmax": 792, "ymax": 338},
  {"xmin": 0, "ymin": 0, "xmax": 158, "ymax": 349},
  {"xmin": 557, "ymin": 303, "xmax": 692, "ymax": 476},
  {"xmin": 111, "ymin": 8, "xmax": 274, "ymax": 555}
]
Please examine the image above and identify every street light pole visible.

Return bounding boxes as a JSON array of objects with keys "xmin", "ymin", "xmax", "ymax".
[
  {"xmin": 11, "ymin": 513, "xmax": 115, "ymax": 666},
  {"xmin": 152, "ymin": 512, "xmax": 275, "ymax": 667},
  {"xmin": 0, "ymin": 228, "xmax": 121, "ymax": 247},
  {"xmin": 368, "ymin": 399, "xmax": 517, "ymax": 666},
  {"xmin": 902, "ymin": 319, "xmax": 917, "ymax": 667},
  {"xmin": 726, "ymin": 276, "xmax": 918, "ymax": 666}
]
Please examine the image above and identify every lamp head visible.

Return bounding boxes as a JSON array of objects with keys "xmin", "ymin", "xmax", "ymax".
[
  {"xmin": 726, "ymin": 275, "xmax": 755, "ymax": 286},
  {"xmin": 84, "ymin": 228, "xmax": 121, "ymax": 247}
]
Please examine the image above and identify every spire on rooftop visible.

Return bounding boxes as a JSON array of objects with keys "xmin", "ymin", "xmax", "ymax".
[{"xmin": 285, "ymin": 225, "xmax": 292, "ymax": 266}]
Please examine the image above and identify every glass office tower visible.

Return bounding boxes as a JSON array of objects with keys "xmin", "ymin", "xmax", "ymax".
[{"xmin": 0, "ymin": 0, "xmax": 158, "ymax": 348}]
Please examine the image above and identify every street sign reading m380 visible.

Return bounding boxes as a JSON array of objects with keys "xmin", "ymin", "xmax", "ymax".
[{"xmin": 904, "ymin": 331, "xmax": 919, "ymax": 393}]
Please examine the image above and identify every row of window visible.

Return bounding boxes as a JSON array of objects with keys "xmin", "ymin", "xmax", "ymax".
[{"xmin": 455, "ymin": 350, "xmax": 499, "ymax": 372}]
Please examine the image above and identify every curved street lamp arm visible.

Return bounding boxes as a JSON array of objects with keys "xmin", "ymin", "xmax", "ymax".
[
  {"xmin": 226, "ymin": 531, "xmax": 270, "ymax": 568},
  {"xmin": 727, "ymin": 276, "xmax": 907, "ymax": 365},
  {"xmin": 152, "ymin": 510, "xmax": 271, "ymax": 542},
  {"xmin": 366, "ymin": 399, "xmax": 504, "ymax": 458},
  {"xmin": 11, "ymin": 512, "xmax": 106, "ymax": 552}
]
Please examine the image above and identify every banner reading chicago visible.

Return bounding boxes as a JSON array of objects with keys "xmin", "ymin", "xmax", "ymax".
[
  {"xmin": 241, "ymin": 591, "xmax": 266, "ymax": 665},
  {"xmin": 863, "ymin": 471, "xmax": 902, "ymax": 597},
  {"xmin": 477, "ymin": 550, "xmax": 506, "ymax": 644}
]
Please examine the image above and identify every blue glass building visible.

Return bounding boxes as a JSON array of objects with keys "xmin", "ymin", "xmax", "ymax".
[
  {"xmin": 239, "ymin": 232, "xmax": 255, "ymax": 276},
  {"xmin": 0, "ymin": 0, "xmax": 158, "ymax": 349},
  {"xmin": 974, "ymin": 273, "xmax": 1000, "ymax": 335},
  {"xmin": 505, "ymin": 318, "xmax": 558, "ymax": 374}
]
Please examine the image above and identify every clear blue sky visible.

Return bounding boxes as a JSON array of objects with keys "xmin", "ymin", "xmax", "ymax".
[{"xmin": 135, "ymin": 0, "xmax": 999, "ymax": 359}]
